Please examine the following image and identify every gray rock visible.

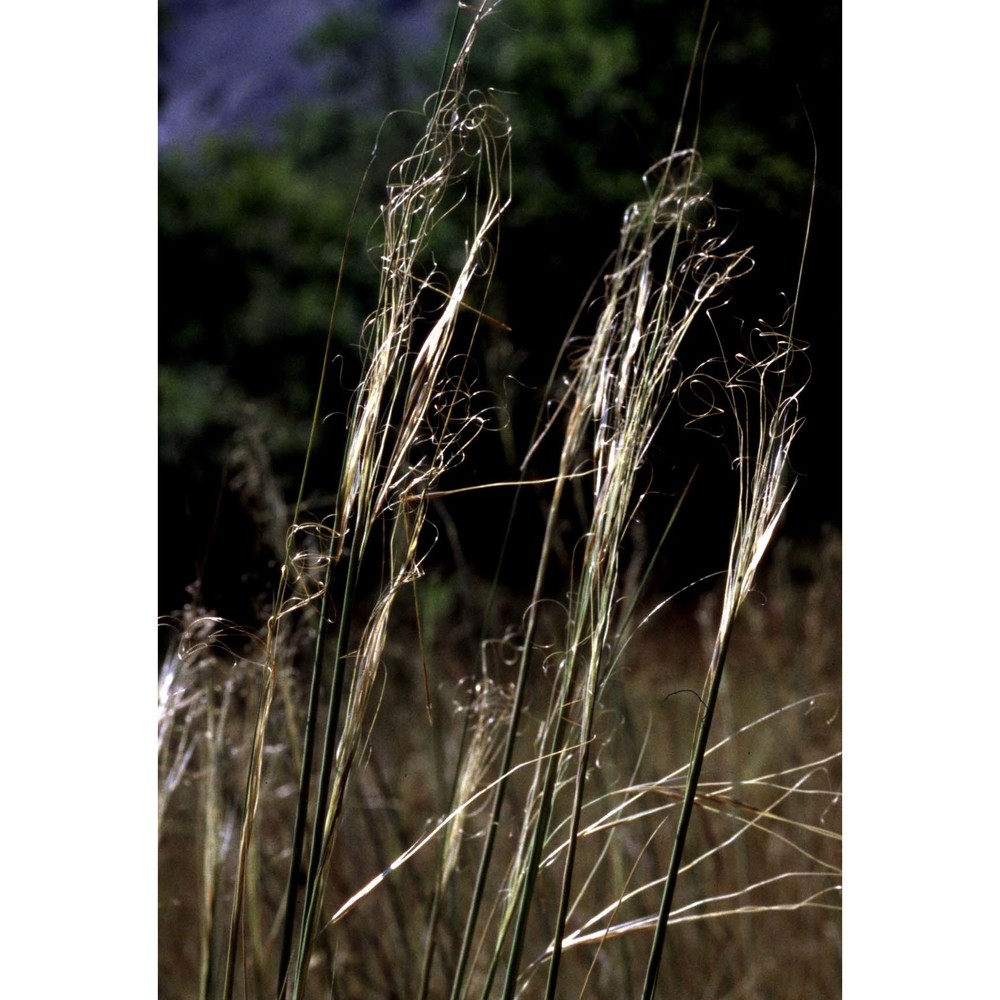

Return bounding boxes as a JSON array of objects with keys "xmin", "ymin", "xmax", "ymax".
[{"xmin": 159, "ymin": 0, "xmax": 437, "ymax": 150}]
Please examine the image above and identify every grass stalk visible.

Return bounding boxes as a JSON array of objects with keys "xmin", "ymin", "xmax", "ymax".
[
  {"xmin": 640, "ymin": 336, "xmax": 806, "ymax": 999},
  {"xmin": 281, "ymin": 7, "xmax": 513, "ymax": 994}
]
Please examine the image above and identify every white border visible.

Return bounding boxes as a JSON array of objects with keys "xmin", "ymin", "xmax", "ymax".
[
  {"xmin": 844, "ymin": 1, "xmax": 997, "ymax": 994},
  {"xmin": 3, "ymin": 3, "xmax": 156, "ymax": 992}
]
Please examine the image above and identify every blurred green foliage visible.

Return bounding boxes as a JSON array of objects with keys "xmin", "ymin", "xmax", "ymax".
[
  {"xmin": 159, "ymin": 0, "xmax": 839, "ymax": 617},
  {"xmin": 160, "ymin": 139, "xmax": 365, "ymax": 453}
]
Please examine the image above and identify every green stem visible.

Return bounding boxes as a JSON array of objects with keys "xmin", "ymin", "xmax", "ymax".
[
  {"xmin": 640, "ymin": 614, "xmax": 734, "ymax": 1000},
  {"xmin": 275, "ymin": 547, "xmax": 343, "ymax": 998},
  {"xmin": 449, "ymin": 475, "xmax": 567, "ymax": 1000},
  {"xmin": 289, "ymin": 540, "xmax": 362, "ymax": 999},
  {"xmin": 541, "ymin": 664, "xmax": 599, "ymax": 999},
  {"xmin": 496, "ymin": 625, "xmax": 585, "ymax": 1000}
]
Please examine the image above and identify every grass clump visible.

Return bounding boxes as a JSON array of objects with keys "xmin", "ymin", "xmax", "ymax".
[{"xmin": 159, "ymin": 3, "xmax": 840, "ymax": 998}]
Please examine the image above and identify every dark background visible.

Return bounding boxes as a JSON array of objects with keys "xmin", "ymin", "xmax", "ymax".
[{"xmin": 159, "ymin": 0, "xmax": 841, "ymax": 623}]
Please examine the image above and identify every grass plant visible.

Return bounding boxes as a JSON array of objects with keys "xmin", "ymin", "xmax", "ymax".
[{"xmin": 158, "ymin": 3, "xmax": 840, "ymax": 997}]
